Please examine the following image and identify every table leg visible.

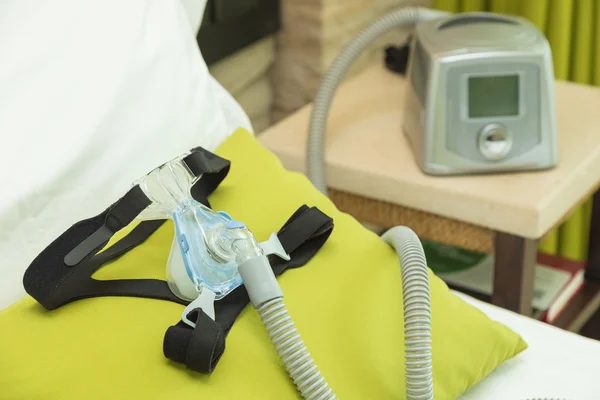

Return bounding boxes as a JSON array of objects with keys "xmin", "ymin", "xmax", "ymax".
[
  {"xmin": 586, "ymin": 190, "xmax": 600, "ymax": 282},
  {"xmin": 492, "ymin": 232, "xmax": 537, "ymax": 316}
]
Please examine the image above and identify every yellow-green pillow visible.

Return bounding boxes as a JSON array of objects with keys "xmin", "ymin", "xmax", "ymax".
[{"xmin": 0, "ymin": 128, "xmax": 526, "ymax": 400}]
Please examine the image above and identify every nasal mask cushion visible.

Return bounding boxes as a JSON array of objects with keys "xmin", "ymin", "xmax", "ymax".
[{"xmin": 135, "ymin": 151, "xmax": 289, "ymax": 305}]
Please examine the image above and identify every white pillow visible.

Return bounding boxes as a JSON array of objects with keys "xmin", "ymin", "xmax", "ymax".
[{"xmin": 0, "ymin": 0, "xmax": 252, "ymax": 309}]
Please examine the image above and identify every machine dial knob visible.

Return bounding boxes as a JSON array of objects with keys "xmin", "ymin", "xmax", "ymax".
[{"xmin": 478, "ymin": 124, "xmax": 512, "ymax": 161}]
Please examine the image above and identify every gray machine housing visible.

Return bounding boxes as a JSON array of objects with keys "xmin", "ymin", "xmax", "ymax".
[{"xmin": 403, "ymin": 12, "xmax": 558, "ymax": 175}]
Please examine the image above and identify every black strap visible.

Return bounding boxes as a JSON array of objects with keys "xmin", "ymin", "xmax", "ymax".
[
  {"xmin": 184, "ymin": 146, "xmax": 230, "ymax": 205},
  {"xmin": 22, "ymin": 145, "xmax": 335, "ymax": 376},
  {"xmin": 163, "ymin": 308, "xmax": 225, "ymax": 373},
  {"xmin": 162, "ymin": 205, "xmax": 334, "ymax": 373},
  {"xmin": 62, "ymin": 185, "xmax": 152, "ymax": 267},
  {"xmin": 23, "ymin": 147, "xmax": 231, "ymax": 310}
]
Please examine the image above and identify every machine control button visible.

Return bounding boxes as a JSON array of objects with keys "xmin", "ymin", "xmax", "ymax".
[{"xmin": 478, "ymin": 124, "xmax": 512, "ymax": 161}]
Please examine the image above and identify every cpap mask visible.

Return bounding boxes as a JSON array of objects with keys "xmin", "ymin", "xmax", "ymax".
[
  {"xmin": 133, "ymin": 151, "xmax": 290, "ymax": 325},
  {"xmin": 23, "ymin": 142, "xmax": 337, "ymax": 384}
]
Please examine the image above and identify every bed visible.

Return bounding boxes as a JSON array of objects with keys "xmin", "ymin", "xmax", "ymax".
[
  {"xmin": 455, "ymin": 292, "xmax": 599, "ymax": 399},
  {"xmin": 2, "ymin": 279, "xmax": 597, "ymax": 399},
  {"xmin": 1, "ymin": 1, "xmax": 598, "ymax": 399},
  {"xmin": 2, "ymin": 259, "xmax": 598, "ymax": 399},
  {"xmin": 1, "ymin": 283, "xmax": 597, "ymax": 399}
]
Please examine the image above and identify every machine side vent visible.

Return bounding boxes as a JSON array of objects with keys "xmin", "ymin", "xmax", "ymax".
[
  {"xmin": 409, "ymin": 37, "xmax": 430, "ymax": 107},
  {"xmin": 438, "ymin": 14, "xmax": 517, "ymax": 30}
]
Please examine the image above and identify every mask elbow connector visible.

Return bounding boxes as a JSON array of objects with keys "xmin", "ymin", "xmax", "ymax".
[
  {"xmin": 206, "ymin": 226, "xmax": 264, "ymax": 266},
  {"xmin": 238, "ymin": 255, "xmax": 284, "ymax": 309}
]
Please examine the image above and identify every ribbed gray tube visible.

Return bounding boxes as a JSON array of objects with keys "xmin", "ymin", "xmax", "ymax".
[
  {"xmin": 382, "ymin": 226, "xmax": 433, "ymax": 400},
  {"xmin": 255, "ymin": 227, "xmax": 433, "ymax": 400},
  {"xmin": 257, "ymin": 298, "xmax": 336, "ymax": 400},
  {"xmin": 303, "ymin": 8, "xmax": 441, "ymax": 398},
  {"xmin": 246, "ymin": 226, "xmax": 433, "ymax": 400},
  {"xmin": 306, "ymin": 7, "xmax": 449, "ymax": 194}
]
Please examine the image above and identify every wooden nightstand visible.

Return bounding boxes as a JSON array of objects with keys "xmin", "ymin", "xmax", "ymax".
[{"xmin": 259, "ymin": 63, "xmax": 600, "ymax": 332}]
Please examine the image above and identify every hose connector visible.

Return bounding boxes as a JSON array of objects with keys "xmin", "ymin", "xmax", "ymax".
[{"xmin": 238, "ymin": 255, "xmax": 284, "ymax": 308}]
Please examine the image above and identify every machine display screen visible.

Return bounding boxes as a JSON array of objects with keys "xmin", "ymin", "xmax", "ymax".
[{"xmin": 468, "ymin": 75, "xmax": 520, "ymax": 118}]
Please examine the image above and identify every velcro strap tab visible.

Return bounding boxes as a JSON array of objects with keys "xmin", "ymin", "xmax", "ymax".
[
  {"xmin": 184, "ymin": 147, "xmax": 230, "ymax": 206},
  {"xmin": 163, "ymin": 309, "xmax": 225, "ymax": 374}
]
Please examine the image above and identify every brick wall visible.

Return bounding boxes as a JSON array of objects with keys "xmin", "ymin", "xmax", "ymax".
[{"xmin": 270, "ymin": 0, "xmax": 431, "ymax": 122}]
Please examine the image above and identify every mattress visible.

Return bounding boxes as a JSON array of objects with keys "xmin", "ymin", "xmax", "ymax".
[{"xmin": 456, "ymin": 291, "xmax": 599, "ymax": 400}]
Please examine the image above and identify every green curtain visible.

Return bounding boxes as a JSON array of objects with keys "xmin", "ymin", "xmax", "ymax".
[{"xmin": 433, "ymin": 0, "xmax": 600, "ymax": 261}]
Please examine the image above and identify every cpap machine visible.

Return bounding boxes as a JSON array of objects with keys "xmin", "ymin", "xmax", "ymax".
[
  {"xmin": 307, "ymin": 9, "xmax": 559, "ymax": 188},
  {"xmin": 402, "ymin": 12, "xmax": 558, "ymax": 175}
]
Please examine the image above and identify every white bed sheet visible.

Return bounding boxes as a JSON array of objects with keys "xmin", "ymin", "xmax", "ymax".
[
  {"xmin": 0, "ymin": 0, "xmax": 251, "ymax": 309},
  {"xmin": 455, "ymin": 291, "xmax": 600, "ymax": 400}
]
